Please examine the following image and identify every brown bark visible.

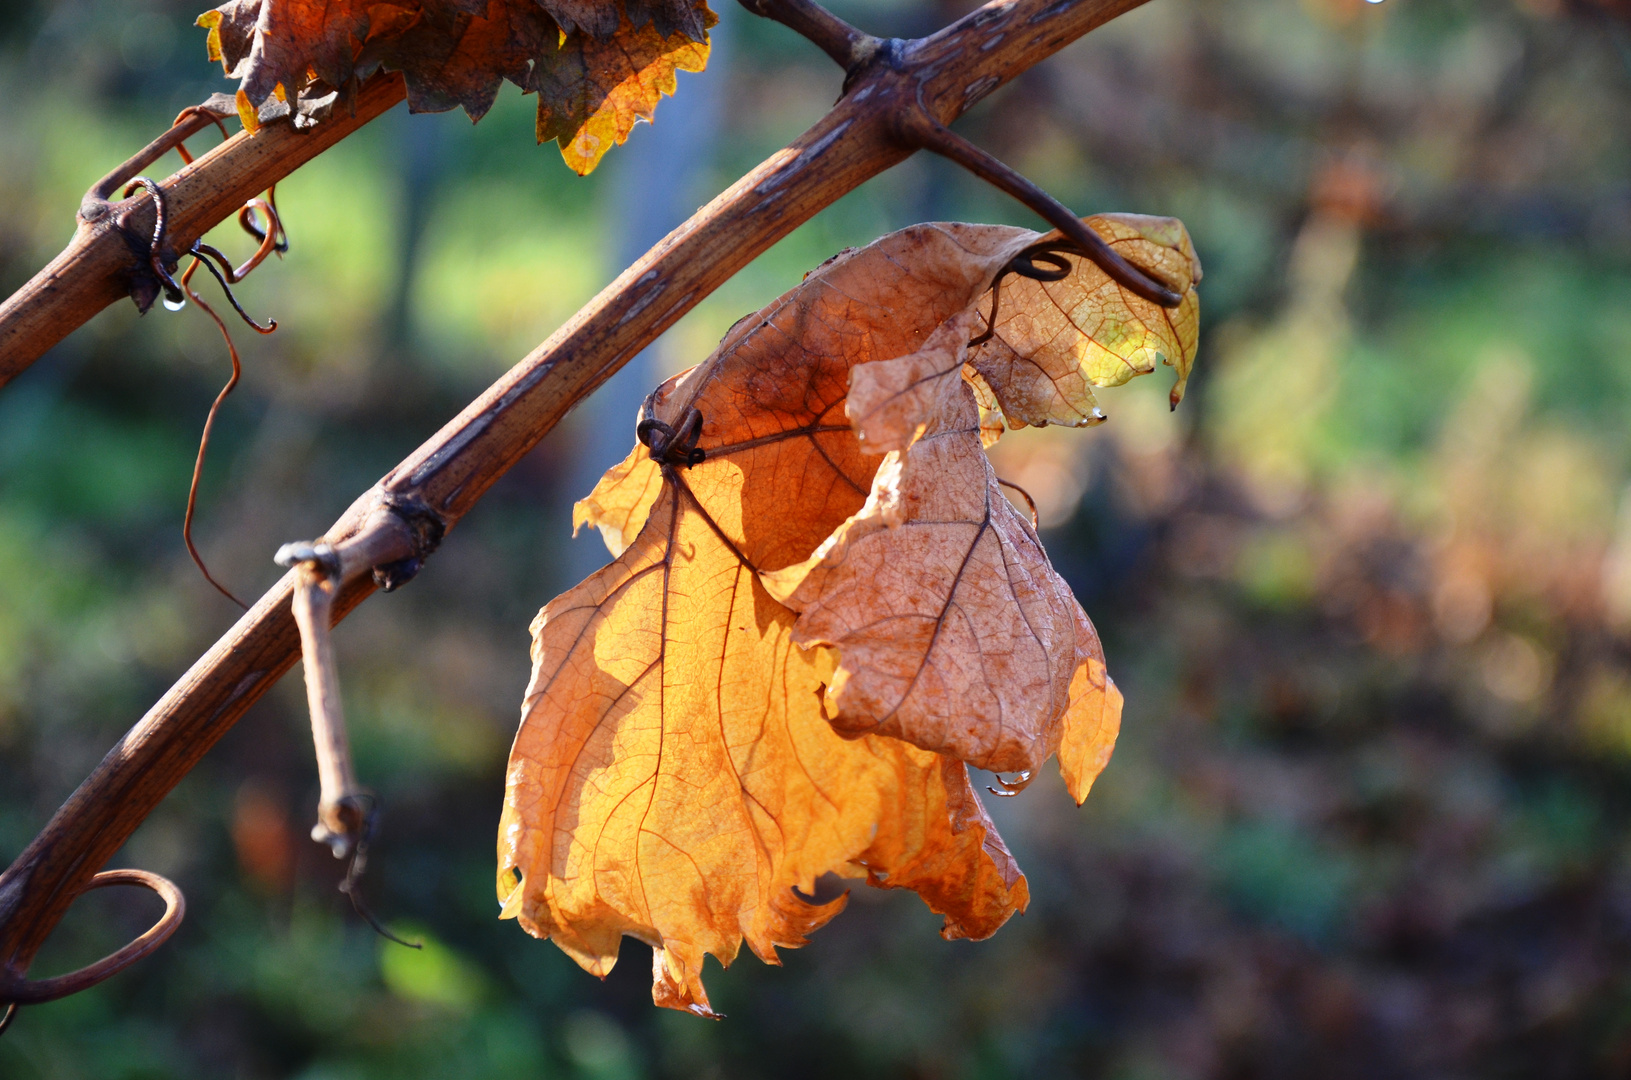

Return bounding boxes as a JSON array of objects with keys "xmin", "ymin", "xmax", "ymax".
[
  {"xmin": 0, "ymin": 74, "xmax": 407, "ymax": 380},
  {"xmin": 0, "ymin": 0, "xmax": 1151, "ymax": 996}
]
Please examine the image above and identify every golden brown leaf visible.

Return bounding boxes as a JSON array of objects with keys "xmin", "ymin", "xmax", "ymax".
[
  {"xmin": 500, "ymin": 230, "xmax": 1044, "ymax": 1014},
  {"xmin": 969, "ymin": 213, "xmax": 1202, "ymax": 423},
  {"xmin": 196, "ymin": 0, "xmax": 713, "ymax": 172},
  {"xmin": 502, "ymin": 215, "xmax": 1196, "ymax": 1012}
]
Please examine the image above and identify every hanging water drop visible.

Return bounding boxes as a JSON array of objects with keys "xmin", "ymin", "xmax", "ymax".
[{"xmin": 163, "ymin": 295, "xmax": 186, "ymax": 312}]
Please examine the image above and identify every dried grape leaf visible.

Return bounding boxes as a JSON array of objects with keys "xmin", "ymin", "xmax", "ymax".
[
  {"xmin": 195, "ymin": 0, "xmax": 713, "ymax": 172},
  {"xmin": 501, "ymin": 230, "xmax": 1041, "ymax": 1013},
  {"xmin": 503, "ymin": 215, "xmax": 1193, "ymax": 1012}
]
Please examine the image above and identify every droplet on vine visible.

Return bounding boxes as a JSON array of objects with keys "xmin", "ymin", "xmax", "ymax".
[{"xmin": 163, "ymin": 295, "xmax": 186, "ymax": 312}]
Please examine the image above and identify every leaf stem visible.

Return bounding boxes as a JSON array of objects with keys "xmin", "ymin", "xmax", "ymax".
[{"xmin": 734, "ymin": 0, "xmax": 876, "ymax": 71}]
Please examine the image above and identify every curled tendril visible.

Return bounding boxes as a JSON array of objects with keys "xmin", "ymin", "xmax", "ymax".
[
  {"xmin": 118, "ymin": 177, "xmax": 184, "ymax": 307},
  {"xmin": 638, "ymin": 406, "xmax": 708, "ymax": 468},
  {"xmin": 178, "ymin": 259, "xmax": 251, "ymax": 610},
  {"xmin": 969, "ymin": 240, "xmax": 1080, "ymax": 349},
  {"xmin": 239, "ymin": 186, "xmax": 289, "ymax": 255},
  {"xmin": 188, "ymin": 251, "xmax": 278, "ymax": 333},
  {"xmin": 158, "ymin": 190, "xmax": 284, "ymax": 606}
]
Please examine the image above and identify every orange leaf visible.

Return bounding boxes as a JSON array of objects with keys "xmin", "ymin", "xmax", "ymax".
[
  {"xmin": 503, "ymin": 216, "xmax": 1194, "ymax": 1012},
  {"xmin": 501, "ymin": 231, "xmax": 1038, "ymax": 1013},
  {"xmin": 195, "ymin": 0, "xmax": 713, "ymax": 172},
  {"xmin": 572, "ymin": 437, "xmax": 665, "ymax": 557},
  {"xmin": 1057, "ymin": 601, "xmax": 1124, "ymax": 805}
]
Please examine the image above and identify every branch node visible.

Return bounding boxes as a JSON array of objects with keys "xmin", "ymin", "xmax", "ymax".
[
  {"xmin": 372, "ymin": 493, "xmax": 446, "ymax": 591},
  {"xmin": 638, "ymin": 406, "xmax": 708, "ymax": 468},
  {"xmin": 79, "ymin": 93, "xmax": 236, "ymax": 225}
]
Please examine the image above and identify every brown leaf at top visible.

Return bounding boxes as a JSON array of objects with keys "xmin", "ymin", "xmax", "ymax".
[
  {"xmin": 500, "ymin": 228, "xmax": 1046, "ymax": 1016},
  {"xmin": 365, "ymin": 0, "xmax": 554, "ymax": 118},
  {"xmin": 532, "ymin": 4, "xmax": 713, "ymax": 175},
  {"xmin": 969, "ymin": 213, "xmax": 1202, "ymax": 423},
  {"xmin": 763, "ymin": 371, "xmax": 1087, "ymax": 777},
  {"xmin": 196, "ymin": 0, "xmax": 713, "ymax": 172}
]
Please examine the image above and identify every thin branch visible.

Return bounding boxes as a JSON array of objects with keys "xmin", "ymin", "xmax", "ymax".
[
  {"xmin": 0, "ymin": 0, "xmax": 1154, "ymax": 995},
  {"xmin": 0, "ymin": 74, "xmax": 406, "ymax": 382},
  {"xmin": 735, "ymin": 0, "xmax": 876, "ymax": 70}
]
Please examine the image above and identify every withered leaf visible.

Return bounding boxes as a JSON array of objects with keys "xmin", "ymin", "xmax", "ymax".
[
  {"xmin": 764, "ymin": 362, "xmax": 1088, "ymax": 777},
  {"xmin": 503, "ymin": 216, "xmax": 1188, "ymax": 1013},
  {"xmin": 843, "ymin": 215, "xmax": 1201, "ymax": 452},
  {"xmin": 501, "ymin": 231, "xmax": 1041, "ymax": 1014},
  {"xmin": 196, "ymin": 0, "xmax": 713, "ymax": 172}
]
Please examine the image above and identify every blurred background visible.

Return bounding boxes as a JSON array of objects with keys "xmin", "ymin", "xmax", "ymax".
[{"xmin": 3, "ymin": 0, "xmax": 1631, "ymax": 1075}]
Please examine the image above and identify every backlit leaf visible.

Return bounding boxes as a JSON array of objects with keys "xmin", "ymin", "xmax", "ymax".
[
  {"xmin": 572, "ymin": 438, "xmax": 664, "ymax": 558},
  {"xmin": 195, "ymin": 0, "xmax": 713, "ymax": 172},
  {"xmin": 503, "ymin": 216, "xmax": 1193, "ymax": 1012},
  {"xmin": 535, "ymin": 6, "xmax": 713, "ymax": 175},
  {"xmin": 500, "ymin": 232, "xmax": 1040, "ymax": 1013}
]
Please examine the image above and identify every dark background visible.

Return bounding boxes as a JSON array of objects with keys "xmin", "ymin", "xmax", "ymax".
[{"xmin": 3, "ymin": 0, "xmax": 1631, "ymax": 1075}]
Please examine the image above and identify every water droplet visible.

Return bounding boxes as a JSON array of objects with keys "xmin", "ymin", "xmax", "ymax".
[{"xmin": 163, "ymin": 295, "xmax": 186, "ymax": 312}]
